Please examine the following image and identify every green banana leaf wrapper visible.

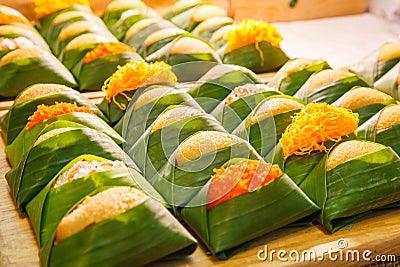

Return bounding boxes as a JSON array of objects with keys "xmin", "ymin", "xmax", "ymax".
[
  {"xmin": 39, "ymin": 188, "xmax": 197, "ymax": 267},
  {"xmin": 116, "ymin": 85, "xmax": 201, "ymax": 142},
  {"xmin": 124, "ymin": 19, "xmax": 177, "ymax": 57},
  {"xmin": 233, "ymin": 95, "xmax": 304, "ymax": 158},
  {"xmin": 294, "ymin": 75, "xmax": 369, "ymax": 104},
  {"xmin": 180, "ymin": 159, "xmax": 319, "ymax": 259},
  {"xmin": 357, "ymin": 108, "xmax": 400, "ymax": 155},
  {"xmin": 163, "ymin": 0, "xmax": 202, "ymax": 20},
  {"xmin": 374, "ymin": 61, "xmax": 400, "ymax": 99},
  {"xmin": 0, "ymin": 88, "xmax": 106, "ymax": 145},
  {"xmin": 0, "ymin": 53, "xmax": 77, "ymax": 99},
  {"xmin": 6, "ymin": 112, "xmax": 124, "ymax": 167},
  {"xmin": 5, "ymin": 126, "xmax": 135, "ymax": 214},
  {"xmin": 299, "ymin": 141, "xmax": 400, "ymax": 233},
  {"xmin": 150, "ymin": 136, "xmax": 262, "ymax": 208},
  {"xmin": 191, "ymin": 17, "xmax": 233, "ymax": 43},
  {"xmin": 268, "ymin": 59, "xmax": 331, "ymax": 96},
  {"xmin": 26, "ymin": 154, "xmax": 162, "ymax": 247},
  {"xmin": 222, "ymin": 41, "xmax": 289, "ymax": 74},
  {"xmin": 0, "ymin": 24, "xmax": 50, "ymax": 52},
  {"xmin": 101, "ymin": 1, "xmax": 150, "ymax": 29},
  {"xmin": 143, "ymin": 30, "xmax": 186, "ymax": 58},
  {"xmin": 78, "ymin": 51, "xmax": 142, "ymax": 91},
  {"xmin": 37, "ymin": 5, "xmax": 92, "ymax": 39},
  {"xmin": 126, "ymin": 107, "xmax": 226, "ymax": 181},
  {"xmin": 211, "ymin": 89, "xmax": 282, "ymax": 132},
  {"xmin": 188, "ymin": 64, "xmax": 261, "ymax": 112}
]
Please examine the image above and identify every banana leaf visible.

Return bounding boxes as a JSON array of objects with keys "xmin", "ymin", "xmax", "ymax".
[
  {"xmin": 39, "ymin": 187, "xmax": 197, "ymax": 267},
  {"xmin": 124, "ymin": 19, "xmax": 178, "ymax": 56},
  {"xmin": 180, "ymin": 166, "xmax": 319, "ymax": 259},
  {"xmin": 268, "ymin": 59, "xmax": 331, "ymax": 96},
  {"xmin": 5, "ymin": 126, "xmax": 135, "ymax": 214},
  {"xmin": 357, "ymin": 109, "xmax": 400, "ymax": 155},
  {"xmin": 26, "ymin": 154, "xmax": 161, "ymax": 246},
  {"xmin": 37, "ymin": 5, "xmax": 91, "ymax": 39},
  {"xmin": 374, "ymin": 61, "xmax": 400, "ymax": 99},
  {"xmin": 188, "ymin": 64, "xmax": 261, "ymax": 112},
  {"xmin": 6, "ymin": 112, "xmax": 124, "ymax": 167},
  {"xmin": 163, "ymin": 1, "xmax": 202, "ymax": 20},
  {"xmin": 143, "ymin": 31, "xmax": 185, "ymax": 58},
  {"xmin": 110, "ymin": 12, "xmax": 156, "ymax": 41},
  {"xmin": 191, "ymin": 18, "xmax": 233, "ymax": 43},
  {"xmin": 294, "ymin": 75, "xmax": 369, "ymax": 104},
  {"xmin": 0, "ymin": 89, "xmax": 106, "ymax": 145},
  {"xmin": 0, "ymin": 53, "xmax": 77, "ymax": 99},
  {"xmin": 150, "ymin": 138, "xmax": 262, "ymax": 207},
  {"xmin": 211, "ymin": 90, "xmax": 282, "ymax": 132},
  {"xmin": 126, "ymin": 110, "xmax": 226, "ymax": 181},
  {"xmin": 222, "ymin": 41, "xmax": 289, "ymax": 74},
  {"xmin": 78, "ymin": 51, "xmax": 142, "ymax": 91},
  {"xmin": 101, "ymin": 1, "xmax": 148, "ymax": 29},
  {"xmin": 0, "ymin": 25, "xmax": 50, "ymax": 52},
  {"xmin": 300, "ymin": 142, "xmax": 400, "ymax": 233}
]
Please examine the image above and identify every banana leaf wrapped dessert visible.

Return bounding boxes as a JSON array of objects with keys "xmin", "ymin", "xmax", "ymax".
[
  {"xmin": 0, "ymin": 83, "xmax": 106, "ymax": 146},
  {"xmin": 180, "ymin": 158, "xmax": 319, "ymax": 259},
  {"xmin": 0, "ymin": 36, "xmax": 37, "ymax": 58},
  {"xmin": 220, "ymin": 19, "xmax": 289, "ymax": 73},
  {"xmin": 233, "ymin": 95, "xmax": 305, "ymax": 159},
  {"xmin": 294, "ymin": 69, "xmax": 369, "ymax": 104},
  {"xmin": 0, "ymin": 24, "xmax": 50, "ymax": 52},
  {"xmin": 77, "ymin": 42, "xmax": 143, "ymax": 91},
  {"xmin": 39, "ymin": 185, "xmax": 197, "ymax": 267},
  {"xmin": 211, "ymin": 84, "xmax": 282, "ymax": 132},
  {"xmin": 300, "ymin": 140, "xmax": 400, "ymax": 233},
  {"xmin": 164, "ymin": 0, "xmax": 227, "ymax": 32},
  {"xmin": 0, "ymin": 46, "xmax": 77, "ymax": 99},
  {"xmin": 102, "ymin": 0, "xmax": 150, "ymax": 29},
  {"xmin": 192, "ymin": 16, "xmax": 233, "ymax": 42},
  {"xmin": 268, "ymin": 58, "xmax": 331, "ymax": 96},
  {"xmin": 373, "ymin": 60, "xmax": 400, "ymax": 99},
  {"xmin": 187, "ymin": 64, "xmax": 261, "ymax": 112},
  {"xmin": 357, "ymin": 105, "xmax": 400, "ymax": 155},
  {"xmin": 6, "ymin": 125, "xmax": 135, "ymax": 214},
  {"xmin": 209, "ymin": 24, "xmax": 232, "ymax": 51},
  {"xmin": 142, "ymin": 28, "xmax": 187, "ymax": 58},
  {"xmin": 127, "ymin": 105, "xmax": 225, "ymax": 181},
  {"xmin": 275, "ymin": 103, "xmax": 359, "ymax": 185},
  {"xmin": 6, "ymin": 102, "xmax": 123, "ymax": 167},
  {"xmin": 151, "ymin": 130, "xmax": 261, "ymax": 207},
  {"xmin": 99, "ymin": 60, "xmax": 177, "ymax": 125},
  {"xmin": 0, "ymin": 6, "xmax": 31, "ymax": 28},
  {"xmin": 350, "ymin": 42, "xmax": 400, "ymax": 86},
  {"xmin": 333, "ymin": 87, "xmax": 396, "ymax": 125}
]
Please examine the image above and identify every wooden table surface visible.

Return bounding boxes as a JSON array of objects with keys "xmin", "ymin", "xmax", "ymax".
[{"xmin": 1, "ymin": 88, "xmax": 400, "ymax": 267}]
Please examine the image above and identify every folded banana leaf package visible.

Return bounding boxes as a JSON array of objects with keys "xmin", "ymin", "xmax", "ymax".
[
  {"xmin": 271, "ymin": 103, "xmax": 359, "ymax": 186},
  {"xmin": 142, "ymin": 28, "xmax": 187, "ymax": 58},
  {"xmin": 373, "ymin": 60, "xmax": 400, "ymax": 99},
  {"xmin": 300, "ymin": 140, "xmax": 400, "ymax": 233},
  {"xmin": 219, "ymin": 19, "xmax": 289, "ymax": 73},
  {"xmin": 5, "ymin": 124, "xmax": 134, "ymax": 214},
  {"xmin": 233, "ymin": 95, "xmax": 305, "ymax": 158},
  {"xmin": 102, "ymin": 0, "xmax": 152, "ymax": 29},
  {"xmin": 38, "ymin": 184, "xmax": 197, "ymax": 267},
  {"xmin": 357, "ymin": 105, "xmax": 400, "ymax": 155},
  {"xmin": 268, "ymin": 58, "xmax": 331, "ymax": 96},
  {"xmin": 0, "ymin": 4, "xmax": 31, "ymax": 24},
  {"xmin": 180, "ymin": 158, "xmax": 319, "ymax": 259},
  {"xmin": 150, "ymin": 130, "xmax": 262, "ymax": 207},
  {"xmin": 350, "ymin": 42, "xmax": 400, "ymax": 86},
  {"xmin": 164, "ymin": 0, "xmax": 227, "ymax": 32},
  {"xmin": 191, "ymin": 16, "xmax": 233, "ymax": 43},
  {"xmin": 0, "ymin": 24, "xmax": 50, "ymax": 52},
  {"xmin": 332, "ymin": 86, "xmax": 397, "ymax": 125},
  {"xmin": 294, "ymin": 69, "xmax": 369, "ymax": 104},
  {"xmin": 6, "ymin": 102, "xmax": 123, "ymax": 167},
  {"xmin": 77, "ymin": 41, "xmax": 143, "ymax": 91},
  {"xmin": 211, "ymin": 84, "xmax": 282, "ymax": 132},
  {"xmin": 209, "ymin": 24, "xmax": 232, "ymax": 52},
  {"xmin": 126, "ymin": 105, "xmax": 226, "ymax": 181},
  {"xmin": 99, "ymin": 60, "xmax": 178, "ymax": 125},
  {"xmin": 187, "ymin": 64, "xmax": 261, "ymax": 112},
  {"xmin": 0, "ymin": 83, "xmax": 106, "ymax": 145}
]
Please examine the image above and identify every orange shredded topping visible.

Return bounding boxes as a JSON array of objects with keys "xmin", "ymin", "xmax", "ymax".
[
  {"xmin": 225, "ymin": 19, "xmax": 283, "ymax": 62},
  {"xmin": 280, "ymin": 103, "xmax": 359, "ymax": 160},
  {"xmin": 0, "ymin": 14, "xmax": 28, "ymax": 25},
  {"xmin": 207, "ymin": 160, "xmax": 283, "ymax": 210},
  {"xmin": 26, "ymin": 102, "xmax": 93, "ymax": 129},
  {"xmin": 102, "ymin": 60, "xmax": 175, "ymax": 110},
  {"xmin": 83, "ymin": 42, "xmax": 136, "ymax": 64},
  {"xmin": 34, "ymin": 0, "xmax": 90, "ymax": 19}
]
